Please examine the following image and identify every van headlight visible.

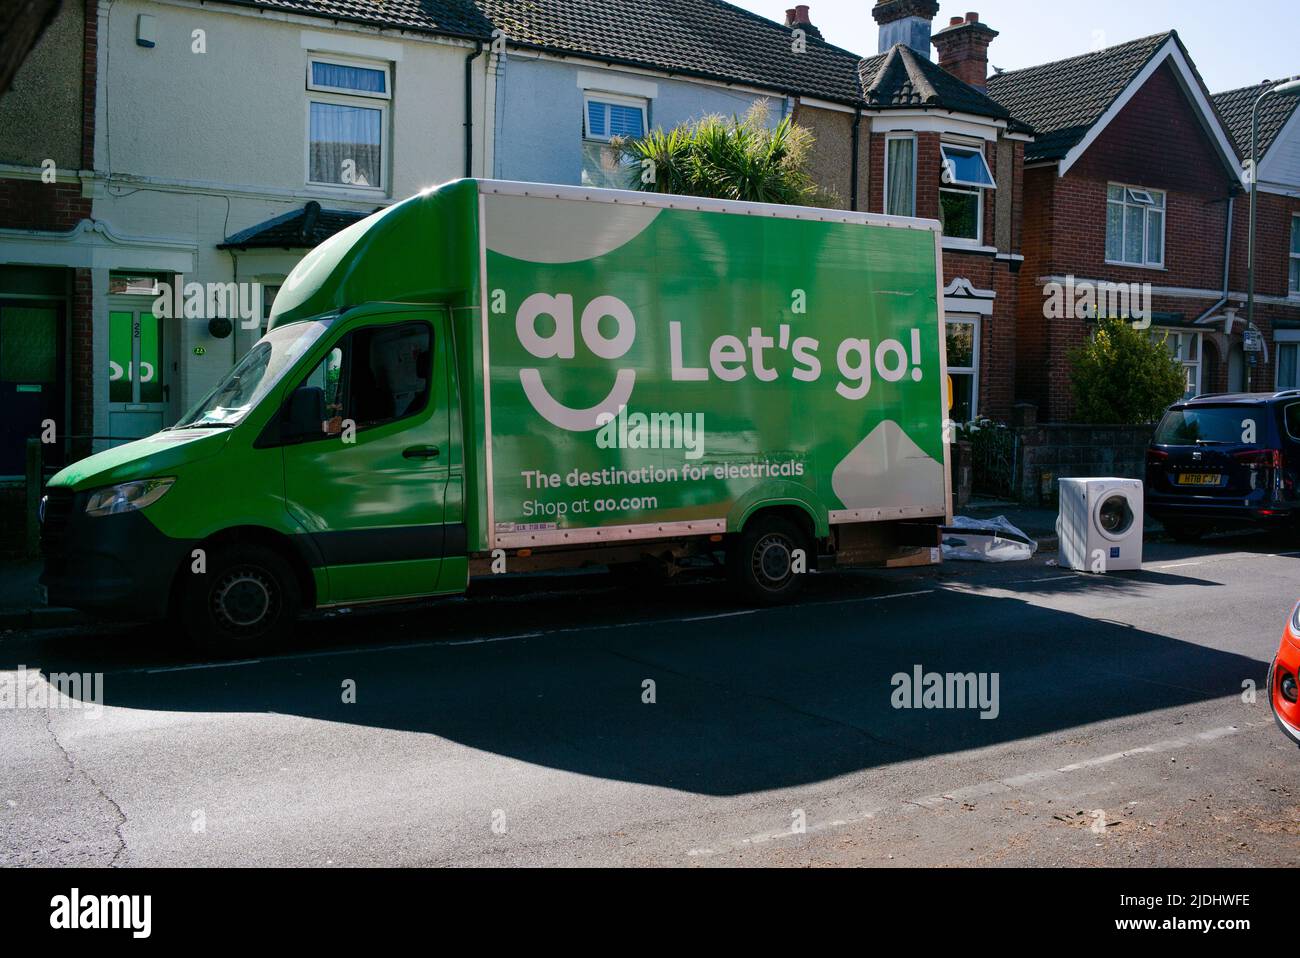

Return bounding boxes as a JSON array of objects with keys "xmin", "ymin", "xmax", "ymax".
[{"xmin": 85, "ymin": 478, "xmax": 175, "ymax": 517}]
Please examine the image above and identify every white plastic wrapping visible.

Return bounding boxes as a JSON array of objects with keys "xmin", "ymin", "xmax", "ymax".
[{"xmin": 940, "ymin": 515, "xmax": 1038, "ymax": 562}]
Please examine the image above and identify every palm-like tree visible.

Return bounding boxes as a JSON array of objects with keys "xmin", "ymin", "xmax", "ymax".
[{"xmin": 614, "ymin": 101, "xmax": 830, "ymax": 206}]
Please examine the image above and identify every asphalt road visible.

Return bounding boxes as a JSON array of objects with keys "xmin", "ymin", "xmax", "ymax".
[{"xmin": 3, "ymin": 531, "xmax": 1299, "ymax": 867}]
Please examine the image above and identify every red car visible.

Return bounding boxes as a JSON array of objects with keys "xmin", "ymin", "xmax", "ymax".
[{"xmin": 1270, "ymin": 603, "xmax": 1300, "ymax": 748}]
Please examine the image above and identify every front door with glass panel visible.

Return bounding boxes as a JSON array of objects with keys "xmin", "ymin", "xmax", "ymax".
[
  {"xmin": 0, "ymin": 300, "xmax": 64, "ymax": 476},
  {"xmin": 108, "ymin": 302, "xmax": 170, "ymax": 445}
]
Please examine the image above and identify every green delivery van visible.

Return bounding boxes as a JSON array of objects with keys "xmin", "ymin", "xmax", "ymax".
[{"xmin": 40, "ymin": 178, "xmax": 952, "ymax": 648}]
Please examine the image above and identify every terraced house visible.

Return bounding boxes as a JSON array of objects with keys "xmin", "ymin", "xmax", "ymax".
[{"xmin": 986, "ymin": 31, "xmax": 1250, "ymax": 420}]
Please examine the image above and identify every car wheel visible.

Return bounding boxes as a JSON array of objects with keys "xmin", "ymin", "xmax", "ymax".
[
  {"xmin": 177, "ymin": 543, "xmax": 301, "ymax": 652},
  {"xmin": 728, "ymin": 515, "xmax": 810, "ymax": 605}
]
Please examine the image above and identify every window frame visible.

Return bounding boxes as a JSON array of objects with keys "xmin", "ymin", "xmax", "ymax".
[
  {"xmin": 306, "ymin": 55, "xmax": 391, "ymax": 101},
  {"xmin": 1289, "ymin": 215, "xmax": 1300, "ymax": 297},
  {"xmin": 304, "ymin": 54, "xmax": 390, "ymax": 193},
  {"xmin": 939, "ymin": 185, "xmax": 983, "ymax": 245},
  {"xmin": 1153, "ymin": 326, "xmax": 1201, "ymax": 399},
  {"xmin": 944, "ymin": 314, "xmax": 980, "ymax": 422},
  {"xmin": 940, "ymin": 142, "xmax": 997, "ymax": 189},
  {"xmin": 273, "ymin": 319, "xmax": 435, "ymax": 447},
  {"xmin": 581, "ymin": 91, "xmax": 648, "ymax": 144},
  {"xmin": 1106, "ymin": 182, "xmax": 1166, "ymax": 269},
  {"xmin": 883, "ymin": 133, "xmax": 917, "ymax": 218}
]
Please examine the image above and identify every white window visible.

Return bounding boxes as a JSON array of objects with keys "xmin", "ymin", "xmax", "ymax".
[
  {"xmin": 1276, "ymin": 330, "xmax": 1300, "ymax": 389},
  {"xmin": 1290, "ymin": 216, "xmax": 1300, "ymax": 296},
  {"xmin": 581, "ymin": 92, "xmax": 647, "ymax": 189},
  {"xmin": 939, "ymin": 142, "xmax": 994, "ymax": 243},
  {"xmin": 306, "ymin": 55, "xmax": 390, "ymax": 190},
  {"xmin": 1277, "ymin": 342, "xmax": 1300, "ymax": 389},
  {"xmin": 945, "ymin": 316, "xmax": 979, "ymax": 422},
  {"xmin": 1154, "ymin": 327, "xmax": 1201, "ymax": 399},
  {"xmin": 884, "ymin": 135, "xmax": 916, "ymax": 217},
  {"xmin": 1106, "ymin": 184, "xmax": 1165, "ymax": 267}
]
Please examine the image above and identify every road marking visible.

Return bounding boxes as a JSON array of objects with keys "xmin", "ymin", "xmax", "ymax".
[
  {"xmin": 1155, "ymin": 561, "xmax": 1202, "ymax": 569},
  {"xmin": 107, "ymin": 589, "xmax": 938, "ymax": 675},
  {"xmin": 685, "ymin": 718, "xmax": 1273, "ymax": 859},
  {"xmin": 146, "ymin": 659, "xmax": 262, "ymax": 674},
  {"xmin": 1006, "ymin": 574, "xmax": 1080, "ymax": 584}
]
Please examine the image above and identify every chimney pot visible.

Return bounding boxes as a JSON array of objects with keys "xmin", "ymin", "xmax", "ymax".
[
  {"xmin": 795, "ymin": 4, "xmax": 811, "ymax": 24},
  {"xmin": 933, "ymin": 11, "xmax": 999, "ymax": 91},
  {"xmin": 785, "ymin": 7, "xmax": 796, "ymax": 25}
]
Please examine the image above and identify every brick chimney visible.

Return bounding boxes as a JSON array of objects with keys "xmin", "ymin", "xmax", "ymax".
[
  {"xmin": 871, "ymin": 0, "xmax": 940, "ymax": 58},
  {"xmin": 931, "ymin": 11, "xmax": 998, "ymax": 90}
]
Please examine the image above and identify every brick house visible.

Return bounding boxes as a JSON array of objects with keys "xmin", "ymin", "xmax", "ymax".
[
  {"xmin": 986, "ymin": 32, "xmax": 1248, "ymax": 422},
  {"xmin": 0, "ymin": 0, "xmax": 97, "ymax": 476},
  {"xmin": 1213, "ymin": 82, "xmax": 1300, "ymax": 392},
  {"xmin": 856, "ymin": 2, "xmax": 1033, "ymax": 422}
]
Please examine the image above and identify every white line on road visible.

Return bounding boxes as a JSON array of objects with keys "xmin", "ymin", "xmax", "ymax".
[
  {"xmin": 113, "ymin": 589, "xmax": 937, "ymax": 675},
  {"xmin": 686, "ymin": 718, "xmax": 1274, "ymax": 859}
]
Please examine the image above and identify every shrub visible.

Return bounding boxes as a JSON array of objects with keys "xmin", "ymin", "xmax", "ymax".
[
  {"xmin": 1069, "ymin": 319, "xmax": 1187, "ymax": 424},
  {"xmin": 613, "ymin": 100, "xmax": 833, "ymax": 206}
]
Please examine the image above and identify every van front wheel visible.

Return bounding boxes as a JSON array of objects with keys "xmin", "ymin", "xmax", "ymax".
[
  {"xmin": 178, "ymin": 544, "xmax": 301, "ymax": 652},
  {"xmin": 728, "ymin": 515, "xmax": 810, "ymax": 605}
]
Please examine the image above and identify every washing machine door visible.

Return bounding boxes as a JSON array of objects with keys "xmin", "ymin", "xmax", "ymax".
[{"xmin": 1094, "ymin": 488, "xmax": 1137, "ymax": 540}]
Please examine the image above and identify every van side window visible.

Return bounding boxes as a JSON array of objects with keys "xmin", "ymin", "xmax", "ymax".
[
  {"xmin": 350, "ymin": 323, "xmax": 432, "ymax": 428},
  {"xmin": 1285, "ymin": 403, "xmax": 1300, "ymax": 442},
  {"xmin": 287, "ymin": 321, "xmax": 432, "ymax": 441}
]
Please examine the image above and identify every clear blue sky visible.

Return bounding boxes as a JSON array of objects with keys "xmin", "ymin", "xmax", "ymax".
[{"xmin": 730, "ymin": 0, "xmax": 1297, "ymax": 93}]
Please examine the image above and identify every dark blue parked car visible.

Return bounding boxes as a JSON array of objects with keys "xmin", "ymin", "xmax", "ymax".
[{"xmin": 1146, "ymin": 391, "xmax": 1300, "ymax": 541}]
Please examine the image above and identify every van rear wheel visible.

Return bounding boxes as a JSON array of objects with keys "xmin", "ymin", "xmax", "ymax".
[
  {"xmin": 728, "ymin": 515, "xmax": 810, "ymax": 605},
  {"xmin": 178, "ymin": 543, "xmax": 301, "ymax": 652}
]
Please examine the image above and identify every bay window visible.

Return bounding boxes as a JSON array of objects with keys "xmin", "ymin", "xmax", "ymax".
[
  {"xmin": 885, "ymin": 135, "xmax": 916, "ymax": 217},
  {"xmin": 938, "ymin": 142, "xmax": 994, "ymax": 244}
]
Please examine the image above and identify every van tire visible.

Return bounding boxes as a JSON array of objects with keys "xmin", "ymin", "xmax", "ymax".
[
  {"xmin": 728, "ymin": 515, "xmax": 810, "ymax": 605},
  {"xmin": 178, "ymin": 543, "xmax": 301, "ymax": 652}
]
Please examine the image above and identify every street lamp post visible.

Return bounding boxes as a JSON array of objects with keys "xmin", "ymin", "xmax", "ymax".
[{"xmin": 1246, "ymin": 77, "xmax": 1300, "ymax": 392}]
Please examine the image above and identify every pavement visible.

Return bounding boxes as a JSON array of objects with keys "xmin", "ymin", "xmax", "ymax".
[{"xmin": 2, "ymin": 525, "xmax": 1298, "ymax": 867}]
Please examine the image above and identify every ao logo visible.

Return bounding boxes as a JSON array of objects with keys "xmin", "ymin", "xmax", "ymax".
[{"xmin": 516, "ymin": 293, "xmax": 636, "ymax": 431}]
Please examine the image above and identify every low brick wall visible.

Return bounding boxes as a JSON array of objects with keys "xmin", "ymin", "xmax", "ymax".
[{"xmin": 1014, "ymin": 424, "xmax": 1155, "ymax": 505}]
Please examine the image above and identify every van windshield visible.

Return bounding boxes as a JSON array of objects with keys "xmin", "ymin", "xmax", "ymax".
[
  {"xmin": 1154, "ymin": 406, "xmax": 1259, "ymax": 446},
  {"xmin": 174, "ymin": 319, "xmax": 333, "ymax": 428}
]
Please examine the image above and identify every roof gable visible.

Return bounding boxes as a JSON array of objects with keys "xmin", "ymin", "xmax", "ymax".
[
  {"xmin": 986, "ymin": 31, "xmax": 1240, "ymax": 182},
  {"xmin": 858, "ymin": 44, "xmax": 1030, "ymax": 130}
]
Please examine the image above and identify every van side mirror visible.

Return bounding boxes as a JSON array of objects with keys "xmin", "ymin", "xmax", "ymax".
[{"xmin": 283, "ymin": 385, "xmax": 325, "ymax": 439}]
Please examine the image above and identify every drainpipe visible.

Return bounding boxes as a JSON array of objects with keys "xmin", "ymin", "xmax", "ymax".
[
  {"xmin": 464, "ymin": 41, "xmax": 484, "ymax": 178},
  {"xmin": 849, "ymin": 107, "xmax": 862, "ymax": 212}
]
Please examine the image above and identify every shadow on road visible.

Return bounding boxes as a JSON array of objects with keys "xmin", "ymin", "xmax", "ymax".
[{"xmin": 1, "ymin": 568, "xmax": 1269, "ymax": 797}]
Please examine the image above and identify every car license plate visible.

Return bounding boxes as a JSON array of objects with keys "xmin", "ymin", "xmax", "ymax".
[{"xmin": 1177, "ymin": 473, "xmax": 1221, "ymax": 486}]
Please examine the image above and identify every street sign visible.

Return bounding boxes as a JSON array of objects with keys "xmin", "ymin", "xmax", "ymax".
[{"xmin": 1244, "ymin": 329, "xmax": 1264, "ymax": 352}]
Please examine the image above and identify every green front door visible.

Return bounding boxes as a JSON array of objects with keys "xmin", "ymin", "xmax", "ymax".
[
  {"xmin": 281, "ymin": 308, "xmax": 452, "ymax": 605},
  {"xmin": 0, "ymin": 301, "xmax": 63, "ymax": 476}
]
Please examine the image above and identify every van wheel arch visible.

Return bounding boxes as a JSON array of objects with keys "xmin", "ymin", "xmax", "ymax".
[{"xmin": 169, "ymin": 526, "xmax": 317, "ymax": 618}]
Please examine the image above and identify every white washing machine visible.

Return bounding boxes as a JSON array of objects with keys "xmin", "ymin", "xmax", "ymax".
[{"xmin": 1057, "ymin": 477, "xmax": 1144, "ymax": 572}]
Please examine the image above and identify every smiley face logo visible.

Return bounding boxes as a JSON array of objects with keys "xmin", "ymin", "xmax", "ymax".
[{"xmin": 515, "ymin": 292, "xmax": 636, "ymax": 431}]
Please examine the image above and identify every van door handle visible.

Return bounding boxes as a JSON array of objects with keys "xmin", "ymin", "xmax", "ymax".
[{"xmin": 403, "ymin": 445, "xmax": 440, "ymax": 460}]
